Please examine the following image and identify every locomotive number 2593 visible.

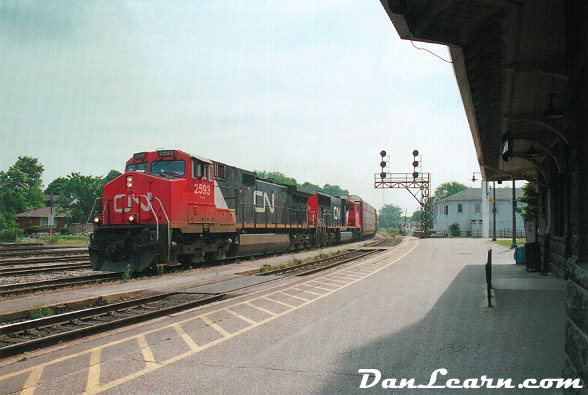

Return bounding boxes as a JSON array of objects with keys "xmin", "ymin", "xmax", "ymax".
[{"xmin": 194, "ymin": 183, "xmax": 211, "ymax": 195}]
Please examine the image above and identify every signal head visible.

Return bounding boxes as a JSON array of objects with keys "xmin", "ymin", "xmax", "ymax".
[
  {"xmin": 380, "ymin": 150, "xmax": 387, "ymax": 157},
  {"xmin": 412, "ymin": 150, "xmax": 419, "ymax": 157}
]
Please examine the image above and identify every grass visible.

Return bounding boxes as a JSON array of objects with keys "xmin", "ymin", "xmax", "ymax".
[
  {"xmin": 34, "ymin": 234, "xmax": 90, "ymax": 246},
  {"xmin": 492, "ymin": 238, "xmax": 526, "ymax": 248},
  {"xmin": 259, "ymin": 249, "xmax": 346, "ymax": 273},
  {"xmin": 30, "ymin": 307, "xmax": 54, "ymax": 319}
]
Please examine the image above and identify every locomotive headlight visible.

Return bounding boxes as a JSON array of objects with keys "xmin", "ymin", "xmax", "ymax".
[
  {"xmin": 128, "ymin": 214, "xmax": 136, "ymax": 223},
  {"xmin": 93, "ymin": 215, "xmax": 101, "ymax": 224},
  {"xmin": 126, "ymin": 175, "xmax": 133, "ymax": 189}
]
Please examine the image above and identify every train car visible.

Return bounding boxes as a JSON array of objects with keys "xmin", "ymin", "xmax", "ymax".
[
  {"xmin": 89, "ymin": 149, "xmax": 375, "ymax": 272},
  {"xmin": 345, "ymin": 195, "xmax": 377, "ymax": 238}
]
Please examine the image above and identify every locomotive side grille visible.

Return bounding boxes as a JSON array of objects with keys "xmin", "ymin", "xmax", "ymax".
[{"xmin": 215, "ymin": 163, "xmax": 226, "ymax": 180}]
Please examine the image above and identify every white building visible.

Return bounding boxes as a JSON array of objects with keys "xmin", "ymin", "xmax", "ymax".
[{"xmin": 433, "ymin": 187, "xmax": 524, "ymax": 237}]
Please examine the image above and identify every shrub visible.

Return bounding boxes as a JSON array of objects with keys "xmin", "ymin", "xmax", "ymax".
[
  {"xmin": 59, "ymin": 227, "xmax": 70, "ymax": 235},
  {"xmin": 25, "ymin": 225, "xmax": 43, "ymax": 236},
  {"xmin": 0, "ymin": 228, "xmax": 21, "ymax": 242},
  {"xmin": 449, "ymin": 223, "xmax": 461, "ymax": 237}
]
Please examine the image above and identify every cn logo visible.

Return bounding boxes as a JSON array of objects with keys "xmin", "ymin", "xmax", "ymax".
[
  {"xmin": 114, "ymin": 193, "xmax": 152, "ymax": 213},
  {"xmin": 333, "ymin": 206, "xmax": 340, "ymax": 221},
  {"xmin": 254, "ymin": 191, "xmax": 275, "ymax": 213}
]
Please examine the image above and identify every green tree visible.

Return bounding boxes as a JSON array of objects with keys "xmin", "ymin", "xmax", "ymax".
[
  {"xmin": 103, "ymin": 170, "xmax": 122, "ymax": 185},
  {"xmin": 321, "ymin": 184, "xmax": 349, "ymax": 197},
  {"xmin": 45, "ymin": 177, "xmax": 70, "ymax": 196},
  {"xmin": 518, "ymin": 183, "xmax": 538, "ymax": 221},
  {"xmin": 255, "ymin": 171, "xmax": 297, "ymax": 186},
  {"xmin": 301, "ymin": 181, "xmax": 321, "ymax": 191},
  {"xmin": 434, "ymin": 181, "xmax": 468, "ymax": 199},
  {"xmin": 56, "ymin": 173, "xmax": 105, "ymax": 224},
  {"xmin": 378, "ymin": 204, "xmax": 403, "ymax": 229},
  {"xmin": 410, "ymin": 210, "xmax": 422, "ymax": 221},
  {"xmin": 0, "ymin": 157, "xmax": 45, "ymax": 230}
]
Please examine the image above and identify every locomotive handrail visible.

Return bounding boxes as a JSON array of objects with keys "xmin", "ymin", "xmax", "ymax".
[
  {"xmin": 145, "ymin": 195, "xmax": 171, "ymax": 262},
  {"xmin": 86, "ymin": 198, "xmax": 102, "ymax": 228},
  {"xmin": 134, "ymin": 195, "xmax": 160, "ymax": 241}
]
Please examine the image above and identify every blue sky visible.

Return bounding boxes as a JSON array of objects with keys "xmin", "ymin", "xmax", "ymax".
[{"xmin": 0, "ymin": 1, "xmax": 479, "ymax": 214}]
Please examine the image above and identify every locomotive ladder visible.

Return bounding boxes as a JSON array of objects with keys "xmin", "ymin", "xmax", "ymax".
[{"xmin": 315, "ymin": 218, "xmax": 328, "ymax": 246}]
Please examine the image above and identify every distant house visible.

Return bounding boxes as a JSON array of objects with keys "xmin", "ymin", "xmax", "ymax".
[
  {"xmin": 16, "ymin": 207, "xmax": 68, "ymax": 232},
  {"xmin": 400, "ymin": 220, "xmax": 420, "ymax": 235},
  {"xmin": 15, "ymin": 195, "xmax": 68, "ymax": 232},
  {"xmin": 433, "ymin": 187, "xmax": 524, "ymax": 237}
]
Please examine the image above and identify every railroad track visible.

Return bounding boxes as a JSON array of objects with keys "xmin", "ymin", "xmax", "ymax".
[
  {"xmin": 0, "ymin": 247, "xmax": 87, "ymax": 258},
  {"xmin": 0, "ymin": 292, "xmax": 224, "ymax": 358},
  {"xmin": 0, "ymin": 262, "xmax": 91, "ymax": 276},
  {"xmin": 0, "ymin": 273, "xmax": 120, "ymax": 298},
  {"xmin": 0, "ymin": 255, "xmax": 90, "ymax": 267},
  {"xmin": 260, "ymin": 248, "xmax": 383, "ymax": 276},
  {"xmin": 0, "ymin": 246, "xmax": 91, "ymax": 277},
  {"xmin": 0, "ymin": 236, "xmax": 399, "ymax": 358}
]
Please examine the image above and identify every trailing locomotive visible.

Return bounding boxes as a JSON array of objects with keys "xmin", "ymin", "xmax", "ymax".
[{"xmin": 89, "ymin": 149, "xmax": 376, "ymax": 272}]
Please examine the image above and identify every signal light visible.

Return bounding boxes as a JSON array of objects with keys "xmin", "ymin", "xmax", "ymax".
[
  {"xmin": 380, "ymin": 161, "xmax": 386, "ymax": 168},
  {"xmin": 413, "ymin": 150, "xmax": 419, "ymax": 157},
  {"xmin": 413, "ymin": 172, "xmax": 419, "ymax": 179},
  {"xmin": 380, "ymin": 150, "xmax": 387, "ymax": 157},
  {"xmin": 380, "ymin": 172, "xmax": 386, "ymax": 179}
]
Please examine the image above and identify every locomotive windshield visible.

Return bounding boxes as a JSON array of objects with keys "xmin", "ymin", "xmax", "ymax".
[
  {"xmin": 151, "ymin": 160, "xmax": 185, "ymax": 176},
  {"xmin": 125, "ymin": 162, "xmax": 148, "ymax": 172}
]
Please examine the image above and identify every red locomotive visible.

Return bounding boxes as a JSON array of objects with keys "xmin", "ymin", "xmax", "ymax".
[{"xmin": 89, "ymin": 149, "xmax": 377, "ymax": 272}]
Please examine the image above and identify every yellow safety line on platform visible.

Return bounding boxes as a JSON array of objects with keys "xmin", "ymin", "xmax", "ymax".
[
  {"xmin": 223, "ymin": 308, "xmax": 258, "ymax": 325},
  {"xmin": 200, "ymin": 316, "xmax": 231, "ymax": 337},
  {"xmin": 0, "ymin": 238, "xmax": 418, "ymax": 395},
  {"xmin": 84, "ymin": 349, "xmax": 101, "ymax": 394},
  {"xmin": 19, "ymin": 366, "xmax": 43, "ymax": 395},
  {"xmin": 172, "ymin": 323, "xmax": 200, "ymax": 351}
]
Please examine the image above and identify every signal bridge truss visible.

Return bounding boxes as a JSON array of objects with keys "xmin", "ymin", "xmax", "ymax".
[{"xmin": 374, "ymin": 172, "xmax": 432, "ymax": 236}]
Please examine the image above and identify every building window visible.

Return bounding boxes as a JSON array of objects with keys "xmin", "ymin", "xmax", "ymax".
[
  {"xmin": 457, "ymin": 204, "xmax": 463, "ymax": 213},
  {"xmin": 444, "ymin": 205, "xmax": 448, "ymax": 215},
  {"xmin": 474, "ymin": 203, "xmax": 481, "ymax": 214}
]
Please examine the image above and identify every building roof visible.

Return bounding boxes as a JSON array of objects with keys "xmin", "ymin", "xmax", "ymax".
[
  {"xmin": 16, "ymin": 207, "xmax": 68, "ymax": 218},
  {"xmin": 380, "ymin": 2, "xmax": 566, "ymax": 185},
  {"xmin": 435, "ymin": 188, "xmax": 523, "ymax": 203}
]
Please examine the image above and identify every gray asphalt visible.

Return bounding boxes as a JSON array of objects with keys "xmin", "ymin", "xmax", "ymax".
[
  {"xmin": 0, "ymin": 237, "xmax": 567, "ymax": 394},
  {"xmin": 111, "ymin": 238, "xmax": 567, "ymax": 394}
]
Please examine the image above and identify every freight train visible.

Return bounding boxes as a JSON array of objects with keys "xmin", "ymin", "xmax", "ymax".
[{"xmin": 89, "ymin": 149, "xmax": 377, "ymax": 272}]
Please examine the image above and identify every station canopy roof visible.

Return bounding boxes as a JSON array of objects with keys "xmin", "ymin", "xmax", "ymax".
[{"xmin": 380, "ymin": 0, "xmax": 568, "ymax": 185}]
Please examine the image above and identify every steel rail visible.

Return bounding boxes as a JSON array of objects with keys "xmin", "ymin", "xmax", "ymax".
[
  {"xmin": 0, "ymin": 293, "xmax": 224, "ymax": 358},
  {"xmin": 0, "ymin": 263, "xmax": 91, "ymax": 276},
  {"xmin": 0, "ymin": 255, "xmax": 90, "ymax": 266},
  {"xmin": 0, "ymin": 273, "xmax": 120, "ymax": 297},
  {"xmin": 0, "ymin": 248, "xmax": 87, "ymax": 258}
]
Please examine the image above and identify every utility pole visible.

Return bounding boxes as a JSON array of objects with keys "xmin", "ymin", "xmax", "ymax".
[
  {"xmin": 492, "ymin": 181, "xmax": 497, "ymax": 241},
  {"xmin": 511, "ymin": 179, "xmax": 517, "ymax": 248}
]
